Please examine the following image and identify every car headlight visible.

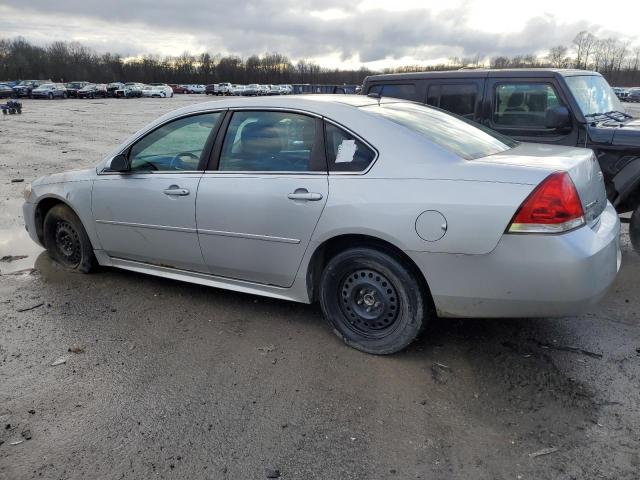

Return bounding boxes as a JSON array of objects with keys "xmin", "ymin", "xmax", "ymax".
[{"xmin": 23, "ymin": 182, "xmax": 32, "ymax": 201}]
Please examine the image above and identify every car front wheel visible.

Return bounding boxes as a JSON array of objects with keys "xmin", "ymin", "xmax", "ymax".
[
  {"xmin": 319, "ymin": 247, "xmax": 430, "ymax": 354},
  {"xmin": 630, "ymin": 206, "xmax": 640, "ymax": 255},
  {"xmin": 43, "ymin": 204, "xmax": 96, "ymax": 273}
]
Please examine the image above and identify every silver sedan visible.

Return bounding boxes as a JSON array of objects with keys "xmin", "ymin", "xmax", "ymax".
[{"xmin": 22, "ymin": 96, "xmax": 621, "ymax": 354}]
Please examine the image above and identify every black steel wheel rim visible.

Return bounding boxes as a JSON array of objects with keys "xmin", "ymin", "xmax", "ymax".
[
  {"xmin": 338, "ymin": 269, "xmax": 400, "ymax": 338},
  {"xmin": 54, "ymin": 220, "xmax": 81, "ymax": 266}
]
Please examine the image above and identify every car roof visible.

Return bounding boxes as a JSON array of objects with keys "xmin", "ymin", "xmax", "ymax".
[
  {"xmin": 365, "ymin": 68, "xmax": 602, "ymax": 82},
  {"xmin": 158, "ymin": 94, "xmax": 402, "ymax": 122}
]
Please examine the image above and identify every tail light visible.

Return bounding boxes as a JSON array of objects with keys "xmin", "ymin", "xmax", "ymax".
[{"xmin": 507, "ymin": 171, "xmax": 585, "ymax": 234}]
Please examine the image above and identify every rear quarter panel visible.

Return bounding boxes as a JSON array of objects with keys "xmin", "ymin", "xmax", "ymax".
[{"xmin": 316, "ymin": 176, "xmax": 538, "ymax": 255}]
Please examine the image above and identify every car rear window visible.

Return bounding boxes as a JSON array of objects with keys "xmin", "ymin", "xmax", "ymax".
[{"xmin": 362, "ymin": 102, "xmax": 517, "ymax": 160}]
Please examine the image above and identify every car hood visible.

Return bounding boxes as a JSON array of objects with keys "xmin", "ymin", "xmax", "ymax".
[
  {"xmin": 612, "ymin": 117, "xmax": 640, "ymax": 147},
  {"xmin": 586, "ymin": 117, "xmax": 640, "ymax": 147},
  {"xmin": 33, "ymin": 168, "xmax": 96, "ymax": 186}
]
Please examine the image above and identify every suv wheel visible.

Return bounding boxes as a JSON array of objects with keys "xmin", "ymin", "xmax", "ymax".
[
  {"xmin": 630, "ymin": 206, "xmax": 640, "ymax": 255},
  {"xmin": 43, "ymin": 204, "xmax": 96, "ymax": 273},
  {"xmin": 319, "ymin": 247, "xmax": 430, "ymax": 354}
]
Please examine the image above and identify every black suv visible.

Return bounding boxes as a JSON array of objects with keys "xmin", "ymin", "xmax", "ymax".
[{"xmin": 363, "ymin": 69, "xmax": 640, "ymax": 251}]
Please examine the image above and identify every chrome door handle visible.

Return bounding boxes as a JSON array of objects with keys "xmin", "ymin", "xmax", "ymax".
[
  {"xmin": 288, "ymin": 191, "xmax": 323, "ymax": 201},
  {"xmin": 163, "ymin": 186, "xmax": 190, "ymax": 196}
]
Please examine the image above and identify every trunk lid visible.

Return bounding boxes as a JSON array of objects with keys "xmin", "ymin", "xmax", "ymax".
[{"xmin": 477, "ymin": 142, "xmax": 607, "ymax": 224}]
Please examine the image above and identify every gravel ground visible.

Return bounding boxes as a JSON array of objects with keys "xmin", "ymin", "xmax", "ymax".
[{"xmin": 1, "ymin": 96, "xmax": 639, "ymax": 480}]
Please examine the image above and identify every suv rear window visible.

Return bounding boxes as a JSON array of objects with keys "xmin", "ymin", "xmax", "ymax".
[
  {"xmin": 362, "ymin": 102, "xmax": 517, "ymax": 160},
  {"xmin": 368, "ymin": 84, "xmax": 416, "ymax": 100},
  {"xmin": 427, "ymin": 84, "xmax": 478, "ymax": 118}
]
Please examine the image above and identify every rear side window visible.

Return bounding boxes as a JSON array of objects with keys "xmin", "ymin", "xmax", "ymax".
[
  {"xmin": 324, "ymin": 123, "xmax": 376, "ymax": 172},
  {"xmin": 363, "ymin": 102, "xmax": 517, "ymax": 160},
  {"xmin": 368, "ymin": 84, "xmax": 416, "ymax": 100},
  {"xmin": 493, "ymin": 83, "xmax": 560, "ymax": 127},
  {"xmin": 219, "ymin": 111, "xmax": 322, "ymax": 172},
  {"xmin": 427, "ymin": 84, "xmax": 478, "ymax": 118}
]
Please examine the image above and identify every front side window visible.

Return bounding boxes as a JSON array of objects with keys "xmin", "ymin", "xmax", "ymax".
[
  {"xmin": 324, "ymin": 123, "xmax": 376, "ymax": 172},
  {"xmin": 128, "ymin": 112, "xmax": 221, "ymax": 171},
  {"xmin": 218, "ymin": 111, "xmax": 322, "ymax": 172},
  {"xmin": 363, "ymin": 102, "xmax": 517, "ymax": 160},
  {"xmin": 427, "ymin": 84, "xmax": 478, "ymax": 117},
  {"xmin": 368, "ymin": 84, "xmax": 416, "ymax": 100},
  {"xmin": 493, "ymin": 83, "xmax": 560, "ymax": 127}
]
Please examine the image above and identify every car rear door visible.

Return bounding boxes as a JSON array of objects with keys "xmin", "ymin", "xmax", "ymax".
[
  {"xmin": 92, "ymin": 111, "xmax": 223, "ymax": 272},
  {"xmin": 196, "ymin": 109, "xmax": 328, "ymax": 287}
]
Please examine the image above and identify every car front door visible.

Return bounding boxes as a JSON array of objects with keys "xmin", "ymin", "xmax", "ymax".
[
  {"xmin": 196, "ymin": 110, "xmax": 328, "ymax": 287},
  {"xmin": 92, "ymin": 111, "xmax": 223, "ymax": 272},
  {"xmin": 483, "ymin": 79, "xmax": 578, "ymax": 146}
]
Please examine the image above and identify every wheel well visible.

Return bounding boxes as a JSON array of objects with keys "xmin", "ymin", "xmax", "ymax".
[
  {"xmin": 34, "ymin": 198, "xmax": 67, "ymax": 244},
  {"xmin": 306, "ymin": 234, "xmax": 433, "ymax": 304}
]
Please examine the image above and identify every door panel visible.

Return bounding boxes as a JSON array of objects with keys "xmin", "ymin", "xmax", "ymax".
[
  {"xmin": 196, "ymin": 174, "xmax": 328, "ymax": 286},
  {"xmin": 93, "ymin": 173, "xmax": 206, "ymax": 271}
]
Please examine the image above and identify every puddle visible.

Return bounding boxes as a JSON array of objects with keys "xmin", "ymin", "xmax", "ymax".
[{"xmin": 0, "ymin": 197, "xmax": 44, "ymax": 274}]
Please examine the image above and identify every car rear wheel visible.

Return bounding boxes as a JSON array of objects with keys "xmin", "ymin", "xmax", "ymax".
[
  {"xmin": 630, "ymin": 206, "xmax": 640, "ymax": 255},
  {"xmin": 43, "ymin": 204, "xmax": 96, "ymax": 273},
  {"xmin": 319, "ymin": 247, "xmax": 430, "ymax": 354}
]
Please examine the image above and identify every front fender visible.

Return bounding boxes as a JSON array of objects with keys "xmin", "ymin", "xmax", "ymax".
[
  {"xmin": 31, "ymin": 181, "xmax": 102, "ymax": 250},
  {"xmin": 612, "ymin": 157, "xmax": 640, "ymax": 210}
]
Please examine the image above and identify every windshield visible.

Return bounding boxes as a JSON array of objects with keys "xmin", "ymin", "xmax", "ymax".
[
  {"xmin": 362, "ymin": 102, "xmax": 517, "ymax": 160},
  {"xmin": 565, "ymin": 75, "xmax": 623, "ymax": 116}
]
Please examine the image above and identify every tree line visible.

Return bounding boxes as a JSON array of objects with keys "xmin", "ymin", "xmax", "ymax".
[
  {"xmin": 1, "ymin": 31, "xmax": 639, "ymax": 86},
  {"xmin": 0, "ymin": 37, "xmax": 374, "ymax": 85}
]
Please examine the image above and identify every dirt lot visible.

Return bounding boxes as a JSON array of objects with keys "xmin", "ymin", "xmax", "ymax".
[{"xmin": 1, "ymin": 97, "xmax": 640, "ymax": 480}]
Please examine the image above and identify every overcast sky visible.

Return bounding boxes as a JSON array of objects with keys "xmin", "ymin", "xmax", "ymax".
[{"xmin": 1, "ymin": 0, "xmax": 638, "ymax": 69}]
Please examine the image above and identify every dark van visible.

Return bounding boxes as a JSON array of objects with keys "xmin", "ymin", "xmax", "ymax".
[{"xmin": 363, "ymin": 69, "xmax": 640, "ymax": 252}]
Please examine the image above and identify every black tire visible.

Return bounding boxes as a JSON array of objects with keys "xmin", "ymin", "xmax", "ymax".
[
  {"xmin": 319, "ymin": 247, "xmax": 430, "ymax": 354},
  {"xmin": 630, "ymin": 206, "xmax": 640, "ymax": 255},
  {"xmin": 43, "ymin": 204, "xmax": 96, "ymax": 273}
]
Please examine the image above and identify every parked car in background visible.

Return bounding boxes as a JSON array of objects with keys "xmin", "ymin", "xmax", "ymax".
[
  {"xmin": 258, "ymin": 85, "xmax": 270, "ymax": 96},
  {"xmin": 107, "ymin": 82, "xmax": 124, "ymax": 97},
  {"xmin": 185, "ymin": 84, "xmax": 206, "ymax": 94},
  {"xmin": 144, "ymin": 83, "xmax": 174, "ymax": 97},
  {"xmin": 244, "ymin": 84, "xmax": 260, "ymax": 96},
  {"xmin": 613, "ymin": 87, "xmax": 629, "ymax": 101},
  {"xmin": 65, "ymin": 81, "xmax": 90, "ymax": 98},
  {"xmin": 205, "ymin": 84, "xmax": 219, "ymax": 95},
  {"xmin": 0, "ymin": 84, "xmax": 14, "ymax": 98},
  {"xmin": 217, "ymin": 82, "xmax": 232, "ymax": 95},
  {"xmin": 116, "ymin": 82, "xmax": 144, "ymax": 98},
  {"xmin": 22, "ymin": 95, "xmax": 620, "ymax": 355},
  {"xmin": 230, "ymin": 85, "xmax": 245, "ymax": 96},
  {"xmin": 77, "ymin": 83, "xmax": 108, "ymax": 99},
  {"xmin": 362, "ymin": 68, "xmax": 640, "ymax": 252},
  {"xmin": 627, "ymin": 88, "xmax": 640, "ymax": 103},
  {"xmin": 169, "ymin": 84, "xmax": 189, "ymax": 94},
  {"xmin": 12, "ymin": 80, "xmax": 50, "ymax": 98},
  {"xmin": 279, "ymin": 84, "xmax": 293, "ymax": 95},
  {"xmin": 31, "ymin": 83, "xmax": 68, "ymax": 99}
]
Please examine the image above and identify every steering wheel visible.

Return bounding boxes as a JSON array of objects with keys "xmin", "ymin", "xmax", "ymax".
[{"xmin": 169, "ymin": 152, "xmax": 199, "ymax": 170}]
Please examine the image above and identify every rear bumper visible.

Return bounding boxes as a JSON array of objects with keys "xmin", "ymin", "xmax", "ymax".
[{"xmin": 408, "ymin": 202, "xmax": 621, "ymax": 318}]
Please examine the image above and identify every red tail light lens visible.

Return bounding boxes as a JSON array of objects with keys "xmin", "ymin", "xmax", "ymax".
[{"xmin": 507, "ymin": 172, "xmax": 585, "ymax": 234}]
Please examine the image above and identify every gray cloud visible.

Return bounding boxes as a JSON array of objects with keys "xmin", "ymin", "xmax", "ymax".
[{"xmin": 0, "ymin": 1, "xmax": 612, "ymax": 65}]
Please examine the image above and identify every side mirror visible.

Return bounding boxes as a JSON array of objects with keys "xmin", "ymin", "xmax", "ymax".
[
  {"xmin": 545, "ymin": 106, "xmax": 571, "ymax": 129},
  {"xmin": 108, "ymin": 153, "xmax": 130, "ymax": 172}
]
